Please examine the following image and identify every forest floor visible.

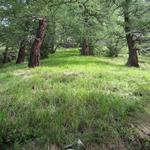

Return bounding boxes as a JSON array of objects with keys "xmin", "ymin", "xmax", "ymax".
[{"xmin": 0, "ymin": 49, "xmax": 150, "ymax": 150}]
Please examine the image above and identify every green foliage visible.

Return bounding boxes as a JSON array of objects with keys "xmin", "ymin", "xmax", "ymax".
[{"xmin": 1, "ymin": 0, "xmax": 149, "ymax": 59}]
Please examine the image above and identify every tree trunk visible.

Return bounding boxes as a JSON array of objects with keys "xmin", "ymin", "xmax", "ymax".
[
  {"xmin": 16, "ymin": 41, "xmax": 25, "ymax": 64},
  {"xmin": 50, "ymin": 19, "xmax": 56, "ymax": 54},
  {"xmin": 126, "ymin": 34, "xmax": 139, "ymax": 67},
  {"xmin": 81, "ymin": 38, "xmax": 93, "ymax": 56},
  {"xmin": 3, "ymin": 47, "xmax": 9, "ymax": 64},
  {"xmin": 124, "ymin": 3, "xmax": 139, "ymax": 67},
  {"xmin": 50, "ymin": 38, "xmax": 55, "ymax": 54},
  {"xmin": 28, "ymin": 18, "xmax": 48, "ymax": 68}
]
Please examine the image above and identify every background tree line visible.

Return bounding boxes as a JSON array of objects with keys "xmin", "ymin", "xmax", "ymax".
[{"xmin": 0, "ymin": 0, "xmax": 150, "ymax": 67}]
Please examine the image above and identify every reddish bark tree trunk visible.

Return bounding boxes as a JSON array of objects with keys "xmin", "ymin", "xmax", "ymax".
[
  {"xmin": 81, "ymin": 38, "xmax": 89, "ymax": 55},
  {"xmin": 81, "ymin": 38, "xmax": 93, "ymax": 56},
  {"xmin": 28, "ymin": 18, "xmax": 48, "ymax": 68},
  {"xmin": 124, "ymin": 5, "xmax": 139, "ymax": 67},
  {"xmin": 16, "ymin": 41, "xmax": 25, "ymax": 64}
]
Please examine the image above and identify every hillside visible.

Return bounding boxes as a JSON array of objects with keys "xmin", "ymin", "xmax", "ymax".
[{"xmin": 0, "ymin": 49, "xmax": 150, "ymax": 150}]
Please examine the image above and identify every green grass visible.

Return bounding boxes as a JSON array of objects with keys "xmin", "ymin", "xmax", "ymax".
[{"xmin": 0, "ymin": 49, "xmax": 150, "ymax": 150}]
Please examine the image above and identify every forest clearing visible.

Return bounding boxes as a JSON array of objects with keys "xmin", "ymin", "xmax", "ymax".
[{"xmin": 0, "ymin": 0, "xmax": 150, "ymax": 149}]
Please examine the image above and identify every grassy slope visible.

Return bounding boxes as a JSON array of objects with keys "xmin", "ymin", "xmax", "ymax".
[{"xmin": 0, "ymin": 49, "xmax": 150, "ymax": 150}]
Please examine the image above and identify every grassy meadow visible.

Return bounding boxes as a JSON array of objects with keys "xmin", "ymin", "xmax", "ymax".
[{"xmin": 0, "ymin": 49, "xmax": 150, "ymax": 150}]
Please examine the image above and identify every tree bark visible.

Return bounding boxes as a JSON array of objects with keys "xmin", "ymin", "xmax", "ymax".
[
  {"xmin": 124, "ymin": 2, "xmax": 139, "ymax": 67},
  {"xmin": 16, "ymin": 41, "xmax": 25, "ymax": 64},
  {"xmin": 81, "ymin": 38, "xmax": 89, "ymax": 55},
  {"xmin": 3, "ymin": 47, "xmax": 9, "ymax": 64},
  {"xmin": 28, "ymin": 18, "xmax": 48, "ymax": 68},
  {"xmin": 126, "ymin": 34, "xmax": 139, "ymax": 67},
  {"xmin": 81, "ymin": 38, "xmax": 93, "ymax": 56},
  {"xmin": 50, "ymin": 38, "xmax": 55, "ymax": 54}
]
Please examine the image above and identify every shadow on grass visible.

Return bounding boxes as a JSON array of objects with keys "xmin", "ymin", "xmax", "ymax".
[
  {"xmin": 42, "ymin": 56, "xmax": 124, "ymax": 68},
  {"xmin": 0, "ymin": 61, "xmax": 28, "ymax": 73}
]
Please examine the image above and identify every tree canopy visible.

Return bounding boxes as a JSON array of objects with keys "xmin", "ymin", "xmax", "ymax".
[{"xmin": 0, "ymin": 0, "xmax": 150, "ymax": 66}]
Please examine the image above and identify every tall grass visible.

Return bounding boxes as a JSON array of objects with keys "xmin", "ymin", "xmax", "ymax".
[{"xmin": 0, "ymin": 49, "xmax": 150, "ymax": 149}]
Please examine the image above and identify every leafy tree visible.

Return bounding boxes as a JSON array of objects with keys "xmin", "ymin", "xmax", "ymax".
[
  {"xmin": 0, "ymin": 0, "xmax": 35, "ymax": 63},
  {"xmin": 106, "ymin": 0, "xmax": 150, "ymax": 67},
  {"xmin": 0, "ymin": 0, "xmax": 149, "ymax": 67}
]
